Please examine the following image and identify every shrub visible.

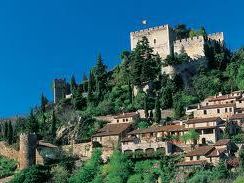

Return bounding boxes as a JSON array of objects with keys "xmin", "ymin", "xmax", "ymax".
[
  {"xmin": 0, "ymin": 156, "xmax": 17, "ymax": 178},
  {"xmin": 51, "ymin": 165, "xmax": 69, "ymax": 183}
]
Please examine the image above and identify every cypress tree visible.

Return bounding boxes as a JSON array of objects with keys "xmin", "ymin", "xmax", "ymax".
[
  {"xmin": 94, "ymin": 54, "xmax": 107, "ymax": 100},
  {"xmin": 51, "ymin": 111, "xmax": 57, "ymax": 143},
  {"xmin": 4, "ymin": 122, "xmax": 8, "ymax": 140},
  {"xmin": 40, "ymin": 93, "xmax": 48, "ymax": 113},
  {"xmin": 144, "ymin": 95, "xmax": 149, "ymax": 119},
  {"xmin": 87, "ymin": 71, "xmax": 94, "ymax": 105},
  {"xmin": 70, "ymin": 75, "xmax": 77, "ymax": 94},
  {"xmin": 7, "ymin": 122, "xmax": 13, "ymax": 145},
  {"xmin": 26, "ymin": 110, "xmax": 39, "ymax": 133},
  {"xmin": 154, "ymin": 96, "xmax": 161, "ymax": 124}
]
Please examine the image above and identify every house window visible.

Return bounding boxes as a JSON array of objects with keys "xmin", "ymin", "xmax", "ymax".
[
  {"xmin": 225, "ymin": 108, "xmax": 228, "ymax": 113},
  {"xmin": 206, "ymin": 103, "xmax": 209, "ymax": 106},
  {"xmin": 126, "ymin": 118, "xmax": 128, "ymax": 122},
  {"xmin": 123, "ymin": 119, "xmax": 125, "ymax": 122},
  {"xmin": 154, "ymin": 39, "xmax": 156, "ymax": 44},
  {"xmin": 190, "ymin": 156, "xmax": 193, "ymax": 160},
  {"xmin": 117, "ymin": 119, "xmax": 119, "ymax": 123},
  {"xmin": 217, "ymin": 109, "xmax": 220, "ymax": 113},
  {"xmin": 229, "ymin": 108, "xmax": 232, "ymax": 112},
  {"xmin": 231, "ymin": 100, "xmax": 234, "ymax": 103},
  {"xmin": 239, "ymin": 101, "xmax": 242, "ymax": 103},
  {"xmin": 197, "ymin": 156, "xmax": 200, "ymax": 160},
  {"xmin": 204, "ymin": 110, "xmax": 207, "ymax": 115}
]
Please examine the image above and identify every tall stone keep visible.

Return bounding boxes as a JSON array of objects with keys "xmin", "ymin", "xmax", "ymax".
[
  {"xmin": 19, "ymin": 133, "xmax": 37, "ymax": 170},
  {"xmin": 53, "ymin": 79, "xmax": 66, "ymax": 103},
  {"xmin": 130, "ymin": 24, "xmax": 176, "ymax": 59}
]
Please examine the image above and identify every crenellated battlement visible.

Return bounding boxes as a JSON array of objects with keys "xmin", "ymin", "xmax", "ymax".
[
  {"xmin": 130, "ymin": 24, "xmax": 169, "ymax": 36},
  {"xmin": 207, "ymin": 32, "xmax": 224, "ymax": 43},
  {"xmin": 173, "ymin": 36, "xmax": 204, "ymax": 45}
]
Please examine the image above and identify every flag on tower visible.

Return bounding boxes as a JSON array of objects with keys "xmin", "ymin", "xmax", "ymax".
[{"xmin": 142, "ymin": 20, "xmax": 147, "ymax": 25}]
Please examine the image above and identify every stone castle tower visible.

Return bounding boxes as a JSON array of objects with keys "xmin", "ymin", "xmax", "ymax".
[
  {"xmin": 53, "ymin": 79, "xmax": 66, "ymax": 103},
  {"xmin": 130, "ymin": 24, "xmax": 224, "ymax": 61},
  {"xmin": 19, "ymin": 133, "xmax": 37, "ymax": 170}
]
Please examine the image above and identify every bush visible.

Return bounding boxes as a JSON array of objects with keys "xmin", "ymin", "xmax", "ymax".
[
  {"xmin": 0, "ymin": 156, "xmax": 17, "ymax": 178},
  {"xmin": 10, "ymin": 165, "xmax": 50, "ymax": 183},
  {"xmin": 51, "ymin": 165, "xmax": 69, "ymax": 183}
]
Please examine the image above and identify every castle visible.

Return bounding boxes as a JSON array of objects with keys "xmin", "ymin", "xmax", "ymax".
[{"xmin": 130, "ymin": 24, "xmax": 224, "ymax": 61}]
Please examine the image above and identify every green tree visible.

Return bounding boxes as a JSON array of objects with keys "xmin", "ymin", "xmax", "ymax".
[
  {"xmin": 51, "ymin": 165, "xmax": 69, "ymax": 183},
  {"xmin": 4, "ymin": 122, "xmax": 8, "ymax": 140},
  {"xmin": 40, "ymin": 93, "xmax": 48, "ymax": 113},
  {"xmin": 180, "ymin": 129, "xmax": 200, "ymax": 145},
  {"xmin": 87, "ymin": 71, "xmax": 94, "ymax": 105},
  {"xmin": 105, "ymin": 151, "xmax": 132, "ymax": 183},
  {"xmin": 236, "ymin": 64, "xmax": 244, "ymax": 90},
  {"xmin": 7, "ymin": 122, "xmax": 13, "ymax": 145},
  {"xmin": 144, "ymin": 95, "xmax": 149, "ymax": 119},
  {"xmin": 94, "ymin": 54, "xmax": 107, "ymax": 100},
  {"xmin": 154, "ymin": 96, "xmax": 161, "ymax": 124},
  {"xmin": 174, "ymin": 24, "xmax": 190, "ymax": 39},
  {"xmin": 51, "ymin": 111, "xmax": 57, "ymax": 143},
  {"xmin": 70, "ymin": 75, "xmax": 77, "ymax": 94},
  {"xmin": 130, "ymin": 36, "xmax": 161, "ymax": 86},
  {"xmin": 69, "ymin": 148, "xmax": 102, "ymax": 183},
  {"xmin": 26, "ymin": 110, "xmax": 39, "ymax": 133}
]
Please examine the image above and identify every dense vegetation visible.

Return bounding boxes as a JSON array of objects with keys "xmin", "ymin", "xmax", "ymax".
[{"xmin": 0, "ymin": 156, "xmax": 17, "ymax": 179}]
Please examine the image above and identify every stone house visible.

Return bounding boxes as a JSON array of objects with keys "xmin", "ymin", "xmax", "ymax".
[
  {"xmin": 92, "ymin": 123, "xmax": 132, "ymax": 160},
  {"xmin": 112, "ymin": 112, "xmax": 139, "ymax": 124},
  {"xmin": 185, "ymin": 117, "xmax": 225, "ymax": 144},
  {"xmin": 121, "ymin": 124, "xmax": 187, "ymax": 155},
  {"xmin": 230, "ymin": 113, "xmax": 244, "ymax": 131},
  {"xmin": 178, "ymin": 139, "xmax": 235, "ymax": 168},
  {"xmin": 187, "ymin": 91, "xmax": 244, "ymax": 120}
]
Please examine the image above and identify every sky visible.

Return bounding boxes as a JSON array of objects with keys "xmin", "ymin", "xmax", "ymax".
[{"xmin": 0, "ymin": 0, "xmax": 243, "ymax": 118}]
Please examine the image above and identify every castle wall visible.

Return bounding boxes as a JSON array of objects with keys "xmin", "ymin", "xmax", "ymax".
[
  {"xmin": 208, "ymin": 32, "xmax": 224, "ymax": 43},
  {"xmin": 174, "ymin": 36, "xmax": 205, "ymax": 60},
  {"xmin": 62, "ymin": 142, "xmax": 92, "ymax": 159},
  {"xmin": 130, "ymin": 25, "xmax": 174, "ymax": 59}
]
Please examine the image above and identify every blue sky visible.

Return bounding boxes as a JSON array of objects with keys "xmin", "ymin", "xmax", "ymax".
[{"xmin": 0, "ymin": 0, "xmax": 243, "ymax": 117}]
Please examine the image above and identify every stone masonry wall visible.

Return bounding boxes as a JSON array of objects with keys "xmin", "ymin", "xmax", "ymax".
[
  {"xmin": 130, "ymin": 25, "xmax": 173, "ymax": 59},
  {"xmin": 0, "ymin": 141, "xmax": 18, "ymax": 161}
]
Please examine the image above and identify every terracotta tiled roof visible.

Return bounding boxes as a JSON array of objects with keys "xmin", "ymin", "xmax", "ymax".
[
  {"xmin": 227, "ymin": 157, "xmax": 240, "ymax": 168},
  {"xmin": 208, "ymin": 95, "xmax": 239, "ymax": 102},
  {"xmin": 187, "ymin": 117, "xmax": 222, "ymax": 124},
  {"xmin": 185, "ymin": 146, "xmax": 214, "ymax": 157},
  {"xmin": 214, "ymin": 139, "xmax": 230, "ymax": 146},
  {"xmin": 230, "ymin": 113, "xmax": 244, "ymax": 120},
  {"xmin": 128, "ymin": 124, "xmax": 186, "ymax": 135},
  {"xmin": 114, "ymin": 112, "xmax": 139, "ymax": 119},
  {"xmin": 92, "ymin": 123, "xmax": 131, "ymax": 137},
  {"xmin": 177, "ymin": 160, "xmax": 209, "ymax": 166},
  {"xmin": 207, "ymin": 147, "xmax": 226, "ymax": 157},
  {"xmin": 200, "ymin": 103, "xmax": 235, "ymax": 110}
]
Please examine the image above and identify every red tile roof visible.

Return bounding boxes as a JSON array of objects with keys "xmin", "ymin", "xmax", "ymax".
[
  {"xmin": 207, "ymin": 147, "xmax": 226, "ymax": 157},
  {"xmin": 128, "ymin": 124, "xmax": 186, "ymax": 135},
  {"xmin": 177, "ymin": 160, "xmax": 209, "ymax": 166},
  {"xmin": 187, "ymin": 117, "xmax": 222, "ymax": 124},
  {"xmin": 185, "ymin": 146, "xmax": 214, "ymax": 157},
  {"xmin": 214, "ymin": 139, "xmax": 230, "ymax": 146},
  {"xmin": 114, "ymin": 112, "xmax": 139, "ymax": 119},
  {"xmin": 200, "ymin": 103, "xmax": 235, "ymax": 110},
  {"xmin": 92, "ymin": 123, "xmax": 131, "ymax": 137}
]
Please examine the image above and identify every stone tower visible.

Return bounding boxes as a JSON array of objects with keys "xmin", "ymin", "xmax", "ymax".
[
  {"xmin": 130, "ymin": 24, "xmax": 176, "ymax": 59},
  {"xmin": 19, "ymin": 133, "xmax": 37, "ymax": 170},
  {"xmin": 53, "ymin": 79, "xmax": 66, "ymax": 103}
]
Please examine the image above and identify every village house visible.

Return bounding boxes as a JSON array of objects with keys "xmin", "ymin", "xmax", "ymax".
[
  {"xmin": 92, "ymin": 123, "xmax": 133, "ymax": 160},
  {"xmin": 186, "ymin": 91, "xmax": 244, "ymax": 123},
  {"xmin": 185, "ymin": 117, "xmax": 225, "ymax": 144},
  {"xmin": 121, "ymin": 124, "xmax": 188, "ymax": 156},
  {"xmin": 178, "ymin": 139, "xmax": 237, "ymax": 168},
  {"xmin": 112, "ymin": 112, "xmax": 139, "ymax": 124},
  {"xmin": 230, "ymin": 113, "xmax": 244, "ymax": 131}
]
